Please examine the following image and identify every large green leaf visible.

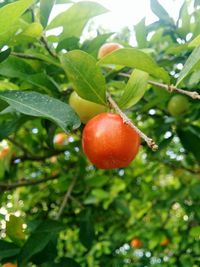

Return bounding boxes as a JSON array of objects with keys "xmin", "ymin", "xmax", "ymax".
[
  {"xmin": 119, "ymin": 70, "xmax": 149, "ymax": 109},
  {"xmin": 134, "ymin": 18, "xmax": 147, "ymax": 48},
  {"xmin": 6, "ymin": 215, "xmax": 25, "ymax": 246},
  {"xmin": 0, "ymin": 0, "xmax": 34, "ymax": 40},
  {"xmin": 0, "ymin": 48, "xmax": 11, "ymax": 63},
  {"xmin": 40, "ymin": 0, "xmax": 55, "ymax": 28},
  {"xmin": 0, "ymin": 240, "xmax": 20, "ymax": 261},
  {"xmin": 79, "ymin": 213, "xmax": 95, "ymax": 250},
  {"xmin": 150, "ymin": 0, "xmax": 173, "ymax": 24},
  {"xmin": 61, "ymin": 50, "xmax": 106, "ymax": 105},
  {"xmin": 47, "ymin": 1, "xmax": 108, "ymax": 41},
  {"xmin": 98, "ymin": 48, "xmax": 170, "ymax": 83},
  {"xmin": 0, "ymin": 91, "xmax": 81, "ymax": 132},
  {"xmin": 18, "ymin": 220, "xmax": 64, "ymax": 265},
  {"xmin": 177, "ymin": 125, "xmax": 200, "ymax": 162},
  {"xmin": 176, "ymin": 45, "xmax": 200, "ymax": 86}
]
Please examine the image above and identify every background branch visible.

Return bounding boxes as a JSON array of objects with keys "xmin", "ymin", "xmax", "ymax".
[{"xmin": 0, "ymin": 174, "xmax": 59, "ymax": 192}]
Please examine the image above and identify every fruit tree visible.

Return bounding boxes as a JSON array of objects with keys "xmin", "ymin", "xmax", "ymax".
[{"xmin": 0, "ymin": 0, "xmax": 200, "ymax": 266}]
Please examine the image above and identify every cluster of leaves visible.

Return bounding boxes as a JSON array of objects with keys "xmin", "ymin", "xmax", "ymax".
[{"xmin": 0, "ymin": 0, "xmax": 200, "ymax": 266}]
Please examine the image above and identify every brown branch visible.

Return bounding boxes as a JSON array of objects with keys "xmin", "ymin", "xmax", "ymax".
[
  {"xmin": 0, "ymin": 174, "xmax": 59, "ymax": 192},
  {"xmin": 118, "ymin": 72, "xmax": 200, "ymax": 100},
  {"xmin": 55, "ymin": 175, "xmax": 77, "ymax": 220},
  {"xmin": 148, "ymin": 80, "xmax": 200, "ymax": 100},
  {"xmin": 106, "ymin": 92, "xmax": 158, "ymax": 150},
  {"xmin": 40, "ymin": 35, "xmax": 57, "ymax": 58}
]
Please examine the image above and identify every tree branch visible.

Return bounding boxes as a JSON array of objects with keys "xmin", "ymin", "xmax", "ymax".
[
  {"xmin": 106, "ymin": 92, "xmax": 158, "ymax": 150},
  {"xmin": 40, "ymin": 36, "xmax": 58, "ymax": 58},
  {"xmin": 55, "ymin": 175, "xmax": 77, "ymax": 220},
  {"xmin": 118, "ymin": 72, "xmax": 200, "ymax": 100},
  {"xmin": 0, "ymin": 174, "xmax": 59, "ymax": 192},
  {"xmin": 11, "ymin": 52, "xmax": 44, "ymax": 61}
]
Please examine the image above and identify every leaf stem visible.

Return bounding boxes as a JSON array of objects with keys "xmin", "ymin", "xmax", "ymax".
[
  {"xmin": 40, "ymin": 35, "xmax": 58, "ymax": 59},
  {"xmin": 106, "ymin": 92, "xmax": 158, "ymax": 151}
]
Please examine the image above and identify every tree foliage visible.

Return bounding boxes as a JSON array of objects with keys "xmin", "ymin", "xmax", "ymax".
[{"xmin": 0, "ymin": 0, "xmax": 200, "ymax": 266}]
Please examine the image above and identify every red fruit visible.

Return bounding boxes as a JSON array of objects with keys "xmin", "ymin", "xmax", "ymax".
[
  {"xmin": 130, "ymin": 238, "xmax": 142, "ymax": 248},
  {"xmin": 98, "ymin": 42, "xmax": 123, "ymax": 59},
  {"xmin": 82, "ymin": 113, "xmax": 140, "ymax": 169},
  {"xmin": 160, "ymin": 238, "xmax": 170, "ymax": 246}
]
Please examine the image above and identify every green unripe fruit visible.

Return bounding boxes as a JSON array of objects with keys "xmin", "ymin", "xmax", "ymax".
[
  {"xmin": 167, "ymin": 95, "xmax": 189, "ymax": 116},
  {"xmin": 69, "ymin": 91, "xmax": 107, "ymax": 124},
  {"xmin": 22, "ymin": 22, "xmax": 43, "ymax": 38}
]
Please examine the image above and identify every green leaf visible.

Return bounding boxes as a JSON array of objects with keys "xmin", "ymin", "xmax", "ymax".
[
  {"xmin": 0, "ymin": 240, "xmax": 20, "ymax": 261},
  {"xmin": 119, "ymin": 70, "xmax": 149, "ymax": 109},
  {"xmin": 134, "ymin": 18, "xmax": 147, "ymax": 48},
  {"xmin": 189, "ymin": 34, "xmax": 200, "ymax": 48},
  {"xmin": 0, "ymin": 48, "xmax": 11, "ymax": 63},
  {"xmin": 176, "ymin": 45, "xmax": 200, "ymax": 86},
  {"xmin": 60, "ymin": 50, "xmax": 106, "ymax": 105},
  {"xmin": 79, "ymin": 213, "xmax": 95, "ymax": 249},
  {"xmin": 56, "ymin": 37, "xmax": 80, "ymax": 52},
  {"xmin": 40, "ymin": 0, "xmax": 55, "ymax": 28},
  {"xmin": 0, "ymin": 0, "xmax": 34, "ymax": 42},
  {"xmin": 47, "ymin": 1, "xmax": 108, "ymax": 41},
  {"xmin": 177, "ymin": 1, "xmax": 190, "ymax": 38},
  {"xmin": 150, "ymin": 0, "xmax": 173, "ymax": 24},
  {"xmin": 18, "ymin": 220, "xmax": 64, "ymax": 265},
  {"xmin": 98, "ymin": 48, "xmax": 170, "ymax": 83},
  {"xmin": 0, "ymin": 91, "xmax": 81, "ymax": 132},
  {"xmin": 42, "ymin": 258, "xmax": 81, "ymax": 267},
  {"xmin": 177, "ymin": 126, "xmax": 200, "ymax": 162},
  {"xmin": 6, "ymin": 215, "xmax": 25, "ymax": 245},
  {"xmin": 82, "ymin": 33, "xmax": 114, "ymax": 58},
  {"xmin": 190, "ymin": 226, "xmax": 200, "ymax": 237}
]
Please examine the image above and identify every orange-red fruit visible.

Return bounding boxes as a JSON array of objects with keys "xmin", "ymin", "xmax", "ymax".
[
  {"xmin": 82, "ymin": 113, "xmax": 140, "ymax": 169},
  {"xmin": 2, "ymin": 263, "xmax": 17, "ymax": 267},
  {"xmin": 0, "ymin": 147, "xmax": 10, "ymax": 159},
  {"xmin": 160, "ymin": 238, "xmax": 170, "ymax": 246},
  {"xmin": 53, "ymin": 133, "xmax": 68, "ymax": 145},
  {"xmin": 98, "ymin": 42, "xmax": 123, "ymax": 59},
  {"xmin": 130, "ymin": 238, "xmax": 142, "ymax": 248}
]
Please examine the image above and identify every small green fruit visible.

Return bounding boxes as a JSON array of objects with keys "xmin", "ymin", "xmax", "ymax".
[
  {"xmin": 22, "ymin": 22, "xmax": 43, "ymax": 38},
  {"xmin": 69, "ymin": 91, "xmax": 107, "ymax": 124},
  {"xmin": 168, "ymin": 95, "xmax": 189, "ymax": 116}
]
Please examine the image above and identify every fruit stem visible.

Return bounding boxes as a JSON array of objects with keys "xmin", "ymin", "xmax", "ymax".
[
  {"xmin": 106, "ymin": 92, "xmax": 158, "ymax": 151},
  {"xmin": 118, "ymin": 72, "xmax": 200, "ymax": 100}
]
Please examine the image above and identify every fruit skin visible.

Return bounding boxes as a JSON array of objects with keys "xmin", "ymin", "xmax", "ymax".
[
  {"xmin": 130, "ymin": 238, "xmax": 142, "ymax": 248},
  {"xmin": 167, "ymin": 95, "xmax": 189, "ymax": 116},
  {"xmin": 82, "ymin": 113, "xmax": 140, "ymax": 169},
  {"xmin": 160, "ymin": 238, "xmax": 170, "ymax": 246},
  {"xmin": 2, "ymin": 263, "xmax": 17, "ymax": 267},
  {"xmin": 98, "ymin": 42, "xmax": 123, "ymax": 59},
  {"xmin": 0, "ymin": 147, "xmax": 10, "ymax": 159},
  {"xmin": 69, "ymin": 91, "xmax": 107, "ymax": 124},
  {"xmin": 22, "ymin": 22, "xmax": 43, "ymax": 38},
  {"xmin": 53, "ymin": 133, "xmax": 68, "ymax": 145}
]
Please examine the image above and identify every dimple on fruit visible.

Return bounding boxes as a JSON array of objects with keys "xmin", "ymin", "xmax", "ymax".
[{"xmin": 82, "ymin": 113, "xmax": 140, "ymax": 169}]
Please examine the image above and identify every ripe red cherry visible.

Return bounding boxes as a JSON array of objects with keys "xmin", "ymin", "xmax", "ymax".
[
  {"xmin": 130, "ymin": 238, "xmax": 142, "ymax": 248},
  {"xmin": 82, "ymin": 113, "xmax": 140, "ymax": 169}
]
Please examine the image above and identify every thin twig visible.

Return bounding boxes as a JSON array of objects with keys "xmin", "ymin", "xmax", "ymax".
[
  {"xmin": 40, "ymin": 36, "xmax": 57, "ymax": 58},
  {"xmin": 148, "ymin": 80, "xmax": 200, "ymax": 100},
  {"xmin": 11, "ymin": 52, "xmax": 44, "ymax": 61},
  {"xmin": 106, "ymin": 92, "xmax": 158, "ymax": 150},
  {"xmin": 55, "ymin": 176, "xmax": 77, "ymax": 220},
  {"xmin": 118, "ymin": 72, "xmax": 200, "ymax": 100},
  {"xmin": 0, "ymin": 174, "xmax": 59, "ymax": 192},
  {"xmin": 7, "ymin": 137, "xmax": 32, "ymax": 156}
]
